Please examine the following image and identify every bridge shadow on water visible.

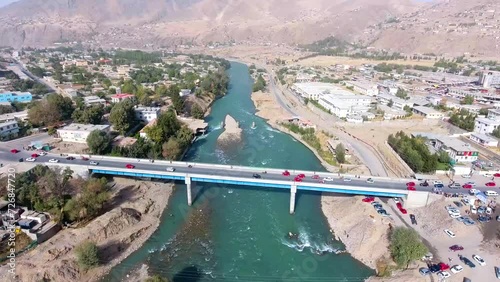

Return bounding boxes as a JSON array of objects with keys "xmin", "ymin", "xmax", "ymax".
[{"xmin": 172, "ymin": 266, "xmax": 203, "ymax": 282}]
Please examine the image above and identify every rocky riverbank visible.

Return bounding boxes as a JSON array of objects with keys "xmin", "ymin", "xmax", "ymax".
[
  {"xmin": 0, "ymin": 178, "xmax": 173, "ymax": 282},
  {"xmin": 217, "ymin": 114, "xmax": 242, "ymax": 147}
]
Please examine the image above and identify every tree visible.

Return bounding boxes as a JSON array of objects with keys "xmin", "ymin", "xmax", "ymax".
[
  {"xmin": 492, "ymin": 127, "xmax": 500, "ymax": 138},
  {"xmin": 109, "ymin": 100, "xmax": 135, "ymax": 134},
  {"xmin": 479, "ymin": 108, "xmax": 489, "ymax": 116},
  {"xmin": 252, "ymin": 74, "xmax": 267, "ymax": 92},
  {"xmin": 461, "ymin": 95, "xmax": 474, "ymax": 105},
  {"xmin": 395, "ymin": 88, "xmax": 408, "ymax": 99},
  {"xmin": 28, "ymin": 100, "xmax": 62, "ymax": 126},
  {"xmin": 145, "ymin": 275, "xmax": 170, "ymax": 282},
  {"xmin": 86, "ymin": 130, "xmax": 111, "ymax": 154},
  {"xmin": 72, "ymin": 105, "xmax": 104, "ymax": 124},
  {"xmin": 0, "ymin": 105, "xmax": 14, "ymax": 114},
  {"xmin": 335, "ymin": 143, "xmax": 346, "ymax": 164},
  {"xmin": 144, "ymin": 111, "xmax": 182, "ymax": 144},
  {"xmin": 191, "ymin": 104, "xmax": 204, "ymax": 119},
  {"xmin": 387, "ymin": 99, "xmax": 394, "ymax": 108},
  {"xmin": 162, "ymin": 138, "xmax": 182, "ymax": 160},
  {"xmin": 438, "ymin": 151, "xmax": 450, "ymax": 163},
  {"xmin": 46, "ymin": 93, "xmax": 74, "ymax": 120},
  {"xmin": 75, "ymin": 241, "xmax": 100, "ymax": 270},
  {"xmin": 389, "ymin": 227, "xmax": 427, "ymax": 268}
]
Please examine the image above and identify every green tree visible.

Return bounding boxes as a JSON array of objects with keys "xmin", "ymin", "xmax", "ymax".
[
  {"xmin": 252, "ymin": 74, "xmax": 267, "ymax": 92},
  {"xmin": 438, "ymin": 151, "xmax": 450, "ymax": 163},
  {"xmin": 162, "ymin": 138, "xmax": 182, "ymax": 160},
  {"xmin": 395, "ymin": 88, "xmax": 408, "ymax": 99},
  {"xmin": 335, "ymin": 143, "xmax": 346, "ymax": 164},
  {"xmin": 109, "ymin": 100, "xmax": 135, "ymax": 134},
  {"xmin": 387, "ymin": 99, "xmax": 394, "ymax": 108},
  {"xmin": 461, "ymin": 95, "xmax": 474, "ymax": 105},
  {"xmin": 0, "ymin": 105, "xmax": 14, "ymax": 114},
  {"xmin": 389, "ymin": 227, "xmax": 428, "ymax": 268},
  {"xmin": 191, "ymin": 104, "xmax": 204, "ymax": 119},
  {"xmin": 492, "ymin": 127, "xmax": 500, "ymax": 138},
  {"xmin": 75, "ymin": 241, "xmax": 100, "ymax": 270},
  {"xmin": 479, "ymin": 108, "xmax": 489, "ymax": 116},
  {"xmin": 86, "ymin": 130, "xmax": 111, "ymax": 154},
  {"xmin": 72, "ymin": 105, "xmax": 104, "ymax": 124}
]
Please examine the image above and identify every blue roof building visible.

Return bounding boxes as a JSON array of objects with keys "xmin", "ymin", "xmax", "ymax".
[{"xmin": 0, "ymin": 92, "xmax": 32, "ymax": 103}]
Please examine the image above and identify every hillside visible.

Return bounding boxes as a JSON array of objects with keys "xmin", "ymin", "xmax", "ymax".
[
  {"xmin": 363, "ymin": 0, "xmax": 500, "ymax": 56},
  {"xmin": 0, "ymin": 0, "xmax": 420, "ymax": 48}
]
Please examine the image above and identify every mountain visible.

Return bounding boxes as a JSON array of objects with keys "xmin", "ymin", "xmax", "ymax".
[
  {"xmin": 0, "ymin": 0, "xmax": 421, "ymax": 48},
  {"xmin": 364, "ymin": 0, "xmax": 500, "ymax": 56}
]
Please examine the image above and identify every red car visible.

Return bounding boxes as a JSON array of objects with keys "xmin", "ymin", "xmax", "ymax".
[
  {"xmin": 449, "ymin": 245, "xmax": 464, "ymax": 251},
  {"xmin": 399, "ymin": 208, "xmax": 408, "ymax": 214},
  {"xmin": 294, "ymin": 176, "xmax": 302, "ymax": 182},
  {"xmin": 494, "ymin": 173, "xmax": 500, "ymax": 178},
  {"xmin": 406, "ymin": 182, "xmax": 416, "ymax": 186},
  {"xmin": 31, "ymin": 153, "xmax": 38, "ymax": 158},
  {"xmin": 396, "ymin": 202, "xmax": 403, "ymax": 209},
  {"xmin": 485, "ymin": 182, "xmax": 496, "ymax": 187},
  {"xmin": 311, "ymin": 175, "xmax": 319, "ymax": 179},
  {"xmin": 10, "ymin": 149, "xmax": 19, "ymax": 154},
  {"xmin": 407, "ymin": 186, "xmax": 416, "ymax": 191},
  {"xmin": 282, "ymin": 170, "xmax": 290, "ymax": 176},
  {"xmin": 462, "ymin": 184, "xmax": 472, "ymax": 189},
  {"xmin": 125, "ymin": 164, "xmax": 135, "ymax": 169},
  {"xmin": 362, "ymin": 197, "xmax": 375, "ymax": 203},
  {"xmin": 297, "ymin": 173, "xmax": 305, "ymax": 178},
  {"xmin": 81, "ymin": 157, "xmax": 89, "ymax": 161},
  {"xmin": 438, "ymin": 262, "xmax": 450, "ymax": 271}
]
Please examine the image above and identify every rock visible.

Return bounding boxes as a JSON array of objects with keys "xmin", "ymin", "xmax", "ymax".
[{"xmin": 217, "ymin": 115, "xmax": 242, "ymax": 147}]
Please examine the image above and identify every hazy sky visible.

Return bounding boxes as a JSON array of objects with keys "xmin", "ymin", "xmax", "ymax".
[{"xmin": 0, "ymin": 0, "xmax": 19, "ymax": 8}]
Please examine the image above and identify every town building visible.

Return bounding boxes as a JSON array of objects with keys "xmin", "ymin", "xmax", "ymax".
[
  {"xmin": 478, "ymin": 70, "xmax": 500, "ymax": 88},
  {"xmin": 0, "ymin": 110, "xmax": 28, "ymax": 123},
  {"xmin": 83, "ymin": 96, "xmax": 106, "ymax": 106},
  {"xmin": 433, "ymin": 136, "xmax": 479, "ymax": 163},
  {"xmin": 0, "ymin": 120, "xmax": 19, "ymax": 138},
  {"xmin": 0, "ymin": 91, "xmax": 32, "ymax": 103},
  {"xmin": 291, "ymin": 82, "xmax": 344, "ymax": 100},
  {"xmin": 56, "ymin": 123, "xmax": 110, "ymax": 143},
  {"xmin": 111, "ymin": 93, "xmax": 135, "ymax": 103},
  {"xmin": 469, "ymin": 132, "xmax": 499, "ymax": 147},
  {"xmin": 412, "ymin": 106, "xmax": 444, "ymax": 119},
  {"xmin": 474, "ymin": 117, "xmax": 500, "ymax": 134},
  {"xmin": 134, "ymin": 106, "xmax": 161, "ymax": 122},
  {"xmin": 377, "ymin": 93, "xmax": 413, "ymax": 110},
  {"xmin": 317, "ymin": 94, "xmax": 372, "ymax": 118},
  {"xmin": 179, "ymin": 89, "xmax": 192, "ymax": 97},
  {"xmin": 344, "ymin": 80, "xmax": 379, "ymax": 96}
]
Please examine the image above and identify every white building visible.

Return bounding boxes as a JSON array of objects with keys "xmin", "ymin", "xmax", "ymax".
[
  {"xmin": 478, "ymin": 70, "xmax": 500, "ymax": 88},
  {"xmin": 469, "ymin": 132, "xmax": 498, "ymax": 147},
  {"xmin": 0, "ymin": 110, "xmax": 28, "ymax": 123},
  {"xmin": 434, "ymin": 137, "xmax": 478, "ymax": 163},
  {"xmin": 291, "ymin": 82, "xmax": 345, "ymax": 100},
  {"xmin": 474, "ymin": 117, "xmax": 500, "ymax": 134},
  {"xmin": 83, "ymin": 96, "xmax": 106, "ymax": 106},
  {"xmin": 134, "ymin": 106, "xmax": 161, "ymax": 122},
  {"xmin": 317, "ymin": 94, "xmax": 372, "ymax": 118},
  {"xmin": 179, "ymin": 89, "xmax": 192, "ymax": 97},
  {"xmin": 412, "ymin": 106, "xmax": 444, "ymax": 119},
  {"xmin": 377, "ymin": 93, "xmax": 413, "ymax": 110},
  {"xmin": 344, "ymin": 80, "xmax": 379, "ymax": 96},
  {"xmin": 57, "ymin": 123, "xmax": 110, "ymax": 143},
  {"xmin": 0, "ymin": 120, "xmax": 19, "ymax": 138}
]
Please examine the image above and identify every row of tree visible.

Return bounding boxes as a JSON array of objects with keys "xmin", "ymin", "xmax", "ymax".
[
  {"xmin": 387, "ymin": 131, "xmax": 441, "ymax": 173},
  {"xmin": 449, "ymin": 109, "xmax": 476, "ymax": 131}
]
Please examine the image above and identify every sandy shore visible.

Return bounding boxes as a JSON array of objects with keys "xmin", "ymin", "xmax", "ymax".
[{"xmin": 0, "ymin": 178, "xmax": 173, "ymax": 282}]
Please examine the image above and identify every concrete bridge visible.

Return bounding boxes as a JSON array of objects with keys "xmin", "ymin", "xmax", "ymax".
[{"xmin": 0, "ymin": 150, "xmax": 452, "ymax": 213}]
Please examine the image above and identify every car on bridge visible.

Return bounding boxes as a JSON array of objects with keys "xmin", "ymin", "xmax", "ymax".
[
  {"xmin": 407, "ymin": 186, "xmax": 416, "ymax": 191},
  {"xmin": 485, "ymin": 182, "xmax": 496, "ymax": 187},
  {"xmin": 294, "ymin": 176, "xmax": 302, "ymax": 182},
  {"xmin": 323, "ymin": 177, "xmax": 333, "ymax": 181},
  {"xmin": 166, "ymin": 167, "xmax": 176, "ymax": 172},
  {"xmin": 434, "ymin": 183, "xmax": 444, "ymax": 188},
  {"xmin": 366, "ymin": 178, "xmax": 374, "ymax": 183},
  {"xmin": 343, "ymin": 177, "xmax": 352, "ymax": 182},
  {"xmin": 462, "ymin": 184, "xmax": 473, "ymax": 189},
  {"xmin": 253, "ymin": 173, "xmax": 261, "ymax": 179},
  {"xmin": 311, "ymin": 175, "xmax": 319, "ymax": 179},
  {"xmin": 48, "ymin": 159, "xmax": 59, "ymax": 163},
  {"xmin": 282, "ymin": 170, "xmax": 290, "ymax": 176},
  {"xmin": 31, "ymin": 153, "xmax": 38, "ymax": 158},
  {"xmin": 495, "ymin": 173, "xmax": 500, "ymax": 177},
  {"xmin": 297, "ymin": 173, "xmax": 305, "ymax": 178},
  {"xmin": 448, "ymin": 183, "xmax": 461, "ymax": 189},
  {"xmin": 125, "ymin": 164, "xmax": 135, "ymax": 169},
  {"xmin": 66, "ymin": 156, "xmax": 75, "ymax": 160},
  {"xmin": 10, "ymin": 149, "xmax": 19, "ymax": 154},
  {"xmin": 89, "ymin": 161, "xmax": 99, "ymax": 165},
  {"xmin": 399, "ymin": 208, "xmax": 407, "ymax": 214},
  {"xmin": 406, "ymin": 182, "xmax": 416, "ymax": 186},
  {"xmin": 25, "ymin": 157, "xmax": 36, "ymax": 162}
]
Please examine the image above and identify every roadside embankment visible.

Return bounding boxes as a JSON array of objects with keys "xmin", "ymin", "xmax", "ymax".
[{"xmin": 0, "ymin": 178, "xmax": 173, "ymax": 282}]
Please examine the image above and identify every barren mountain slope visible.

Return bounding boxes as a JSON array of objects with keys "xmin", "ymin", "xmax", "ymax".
[
  {"xmin": 0, "ymin": 0, "xmax": 420, "ymax": 48},
  {"xmin": 365, "ymin": 0, "xmax": 500, "ymax": 56}
]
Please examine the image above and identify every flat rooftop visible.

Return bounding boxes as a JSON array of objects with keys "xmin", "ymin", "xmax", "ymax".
[
  {"xmin": 293, "ymin": 82, "xmax": 354, "ymax": 96},
  {"xmin": 59, "ymin": 123, "xmax": 110, "ymax": 131}
]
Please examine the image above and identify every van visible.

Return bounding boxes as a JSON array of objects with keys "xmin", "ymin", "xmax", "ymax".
[
  {"xmin": 166, "ymin": 167, "xmax": 175, "ymax": 172},
  {"xmin": 485, "ymin": 190, "xmax": 498, "ymax": 196}
]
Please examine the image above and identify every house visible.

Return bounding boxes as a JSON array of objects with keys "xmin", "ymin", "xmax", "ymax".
[
  {"xmin": 56, "ymin": 123, "xmax": 110, "ymax": 143},
  {"xmin": 111, "ymin": 93, "xmax": 135, "ymax": 103},
  {"xmin": 469, "ymin": 133, "xmax": 498, "ymax": 147},
  {"xmin": 0, "ymin": 120, "xmax": 19, "ymax": 138},
  {"xmin": 83, "ymin": 96, "xmax": 106, "ymax": 106},
  {"xmin": 344, "ymin": 80, "xmax": 379, "ymax": 96},
  {"xmin": 0, "ymin": 110, "xmax": 28, "ymax": 122},
  {"xmin": 433, "ymin": 137, "xmax": 478, "ymax": 163},
  {"xmin": 412, "ymin": 106, "xmax": 444, "ymax": 119},
  {"xmin": 0, "ymin": 91, "xmax": 32, "ymax": 103},
  {"xmin": 134, "ymin": 106, "xmax": 161, "ymax": 122},
  {"xmin": 179, "ymin": 89, "xmax": 192, "ymax": 97},
  {"xmin": 474, "ymin": 117, "xmax": 500, "ymax": 134}
]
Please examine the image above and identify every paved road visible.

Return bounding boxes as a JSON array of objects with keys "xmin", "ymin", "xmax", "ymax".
[
  {"xmin": 0, "ymin": 147, "xmax": 495, "ymax": 195},
  {"xmin": 1, "ymin": 133, "xmax": 50, "ymax": 146},
  {"xmin": 12, "ymin": 60, "xmax": 57, "ymax": 93}
]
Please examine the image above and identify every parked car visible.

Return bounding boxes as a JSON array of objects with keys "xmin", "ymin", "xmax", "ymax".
[
  {"xmin": 449, "ymin": 245, "xmax": 464, "ymax": 251},
  {"xmin": 449, "ymin": 183, "xmax": 461, "ymax": 189},
  {"xmin": 444, "ymin": 229, "xmax": 456, "ymax": 238},
  {"xmin": 462, "ymin": 184, "xmax": 473, "ymax": 189},
  {"xmin": 399, "ymin": 208, "xmax": 408, "ymax": 214},
  {"xmin": 454, "ymin": 201, "xmax": 463, "ymax": 208},
  {"xmin": 10, "ymin": 149, "xmax": 19, "ymax": 154},
  {"xmin": 428, "ymin": 264, "xmax": 441, "ymax": 273},
  {"xmin": 373, "ymin": 204, "xmax": 383, "ymax": 210},
  {"xmin": 495, "ymin": 266, "xmax": 500, "ymax": 279},
  {"xmin": 422, "ymin": 252, "xmax": 433, "ymax": 261},
  {"xmin": 409, "ymin": 214, "xmax": 417, "ymax": 225},
  {"xmin": 366, "ymin": 178, "xmax": 374, "ymax": 183},
  {"xmin": 461, "ymin": 174, "xmax": 471, "ymax": 178},
  {"xmin": 407, "ymin": 186, "xmax": 416, "ymax": 191},
  {"xmin": 343, "ymin": 177, "xmax": 352, "ymax": 182},
  {"xmin": 125, "ymin": 164, "xmax": 135, "ymax": 169},
  {"xmin": 25, "ymin": 157, "xmax": 36, "ymax": 162},
  {"xmin": 377, "ymin": 209, "xmax": 389, "ymax": 217},
  {"xmin": 48, "ymin": 159, "xmax": 59, "ymax": 163},
  {"xmin": 362, "ymin": 197, "xmax": 375, "ymax": 203},
  {"xmin": 485, "ymin": 182, "xmax": 496, "ymax": 187},
  {"xmin": 418, "ymin": 268, "xmax": 430, "ymax": 276},
  {"xmin": 459, "ymin": 255, "xmax": 476, "ymax": 268},
  {"xmin": 371, "ymin": 201, "xmax": 381, "ymax": 206},
  {"xmin": 89, "ymin": 161, "xmax": 99, "ymax": 165},
  {"xmin": 471, "ymin": 206, "xmax": 477, "ymax": 214},
  {"xmin": 434, "ymin": 183, "xmax": 444, "ymax": 188},
  {"xmin": 450, "ymin": 265, "xmax": 463, "ymax": 274},
  {"xmin": 472, "ymin": 255, "xmax": 486, "ymax": 266},
  {"xmin": 282, "ymin": 170, "xmax": 290, "ymax": 176}
]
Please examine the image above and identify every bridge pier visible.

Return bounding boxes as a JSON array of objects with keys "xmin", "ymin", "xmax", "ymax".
[
  {"xmin": 290, "ymin": 184, "xmax": 297, "ymax": 214},
  {"xmin": 185, "ymin": 176, "xmax": 193, "ymax": 206}
]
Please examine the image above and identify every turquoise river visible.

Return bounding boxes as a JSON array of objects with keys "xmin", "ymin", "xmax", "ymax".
[{"xmin": 103, "ymin": 62, "xmax": 374, "ymax": 281}]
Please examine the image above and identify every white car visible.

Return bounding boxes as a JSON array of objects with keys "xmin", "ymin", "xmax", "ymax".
[
  {"xmin": 461, "ymin": 174, "xmax": 471, "ymax": 178},
  {"xmin": 89, "ymin": 161, "xmax": 99, "ymax": 165},
  {"xmin": 48, "ymin": 159, "xmax": 59, "ymax": 163},
  {"xmin": 323, "ymin": 177, "xmax": 333, "ymax": 181},
  {"xmin": 25, "ymin": 157, "xmax": 36, "ymax": 162},
  {"xmin": 472, "ymin": 254, "xmax": 486, "ymax": 266},
  {"xmin": 471, "ymin": 206, "xmax": 477, "ymax": 214},
  {"xmin": 166, "ymin": 167, "xmax": 175, "ymax": 172},
  {"xmin": 444, "ymin": 229, "xmax": 456, "ymax": 238},
  {"xmin": 437, "ymin": 271, "xmax": 451, "ymax": 279},
  {"xmin": 433, "ymin": 180, "xmax": 443, "ymax": 185},
  {"xmin": 449, "ymin": 213, "xmax": 461, "ymax": 219},
  {"xmin": 366, "ymin": 178, "xmax": 374, "ymax": 184},
  {"xmin": 450, "ymin": 264, "xmax": 463, "ymax": 274},
  {"xmin": 39, "ymin": 151, "xmax": 47, "ymax": 156},
  {"xmin": 469, "ymin": 189, "xmax": 479, "ymax": 195},
  {"xmin": 343, "ymin": 177, "xmax": 352, "ymax": 182}
]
